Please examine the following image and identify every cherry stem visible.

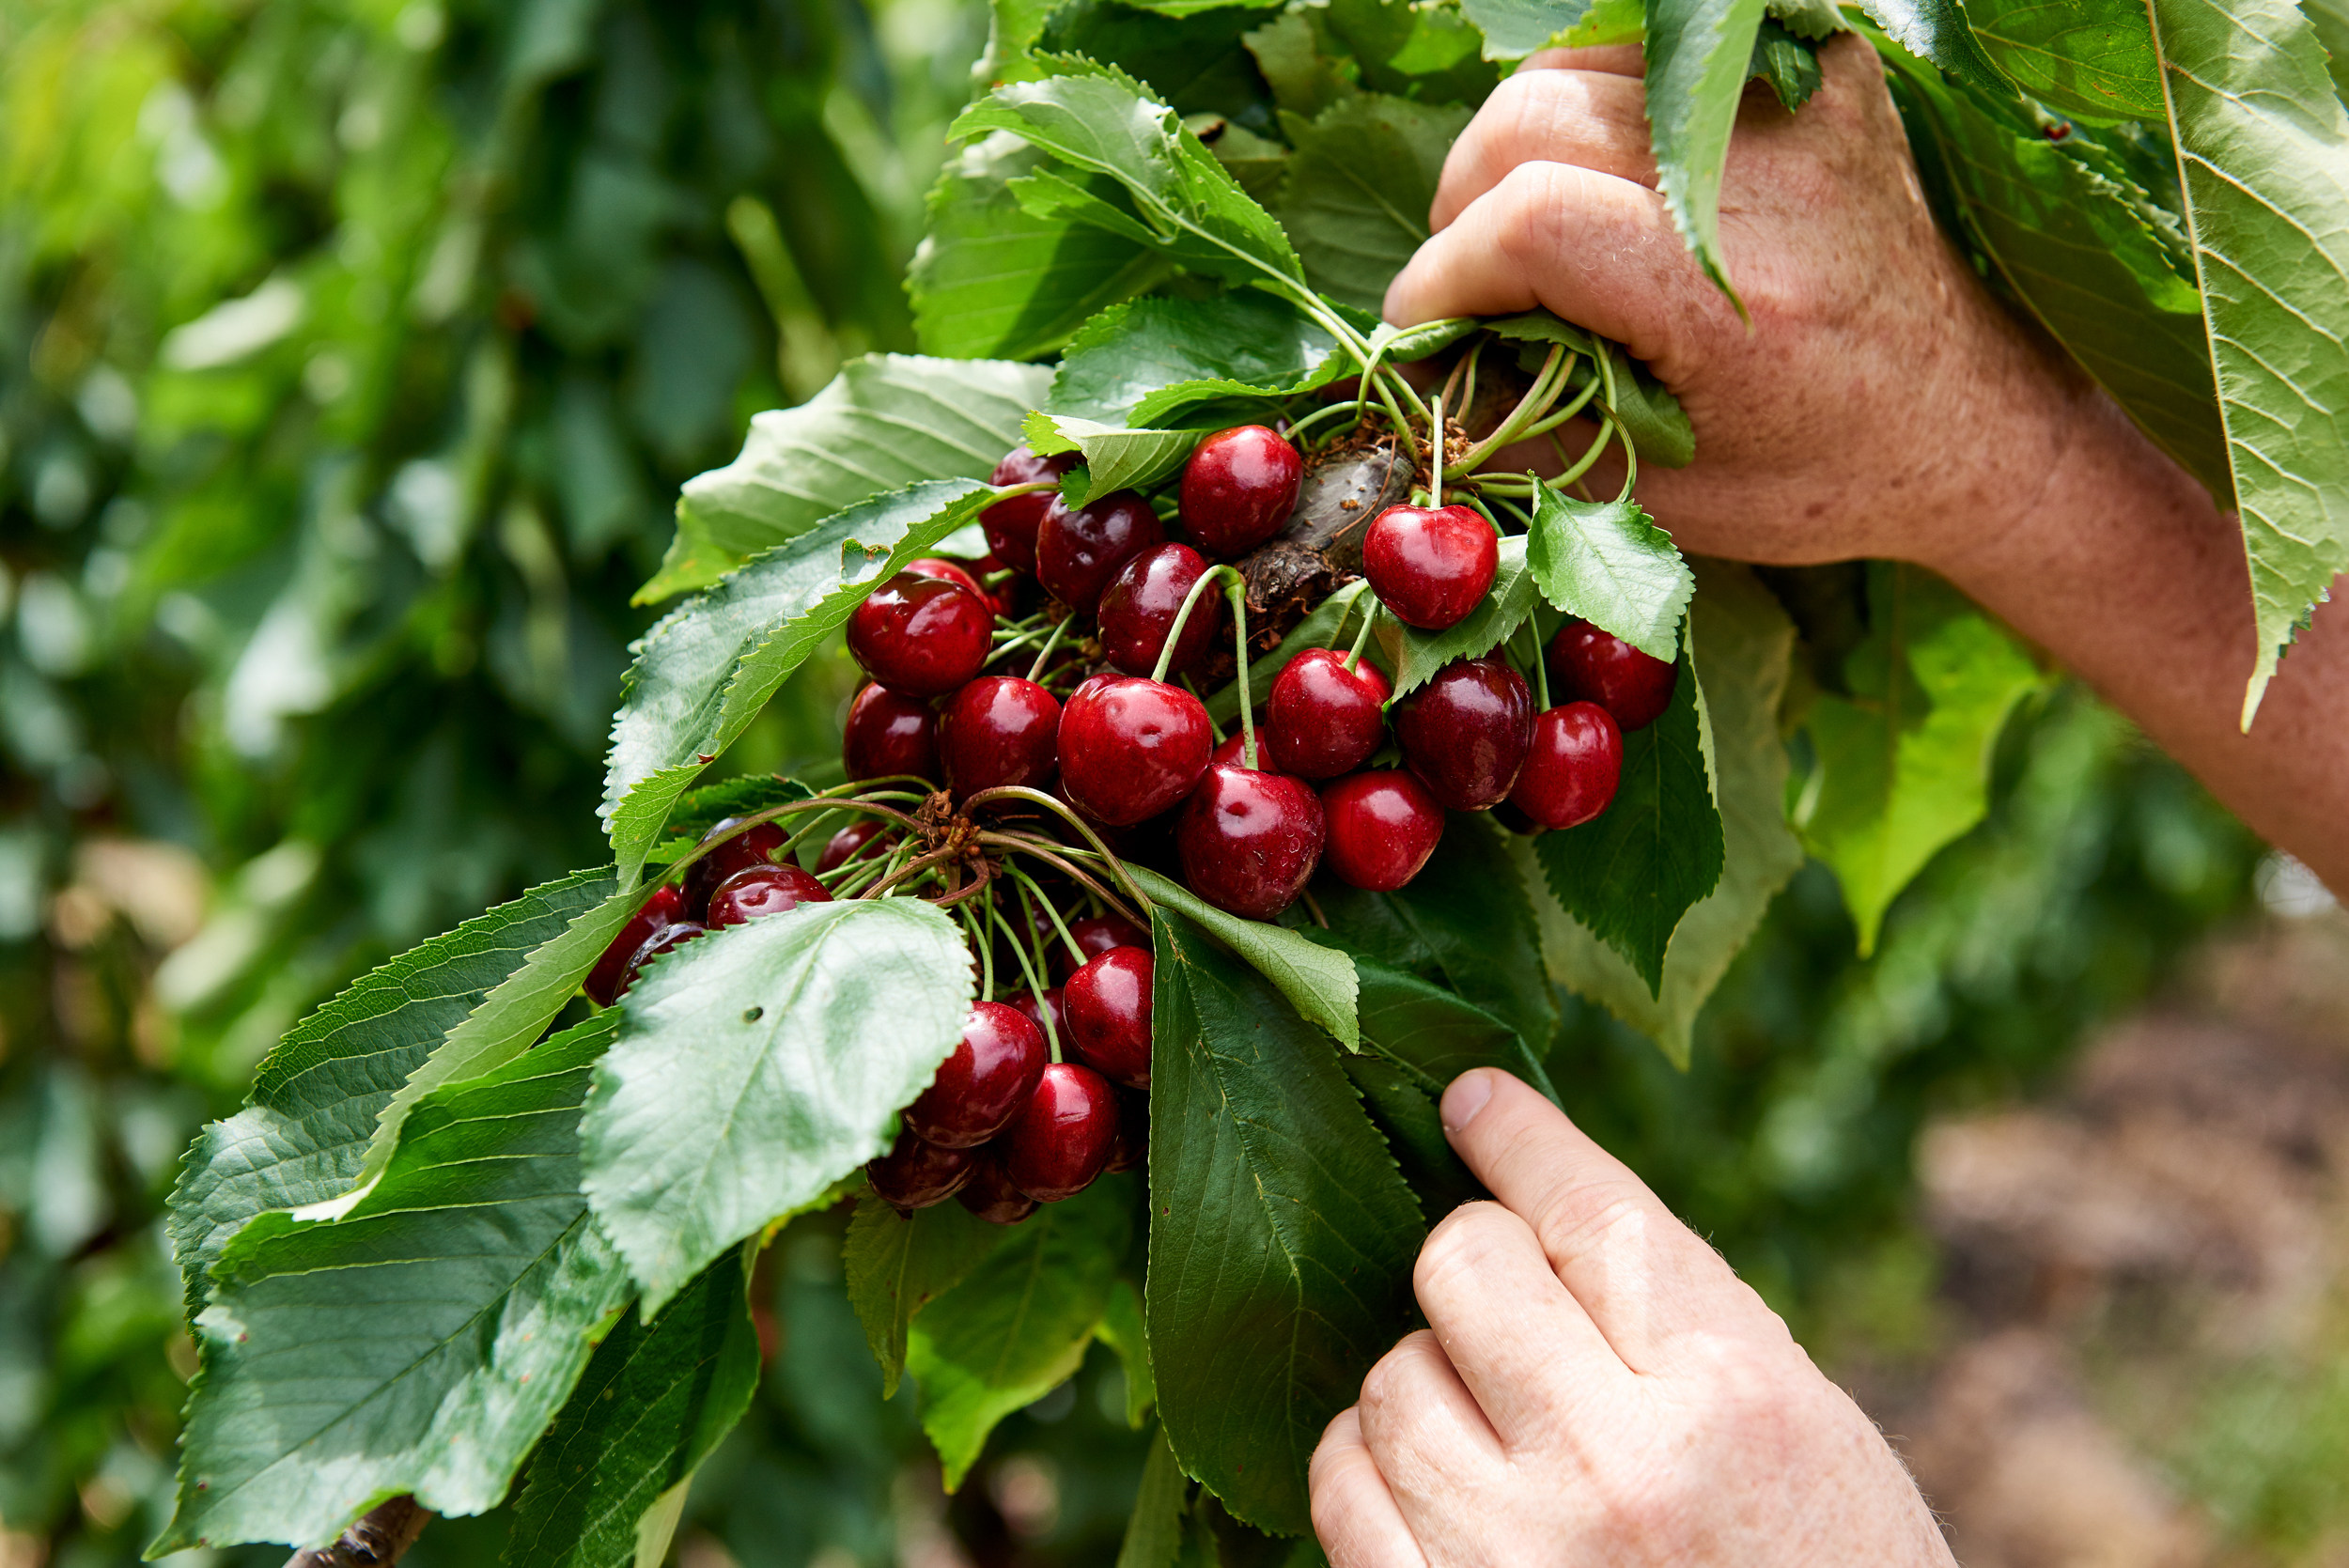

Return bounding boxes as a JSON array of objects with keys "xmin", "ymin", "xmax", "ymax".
[
  {"xmin": 1283, "ymin": 399, "xmax": 1360, "ymax": 449},
  {"xmin": 960, "ymin": 895, "xmax": 995, "ymax": 1001},
  {"xmin": 1515, "ymin": 373, "xmax": 1601, "ymax": 442},
  {"xmin": 1152, "ymin": 564, "xmax": 1243, "ymax": 686},
  {"xmin": 857, "ymin": 846, "xmax": 959, "ymax": 899},
  {"xmin": 1457, "ymin": 336, "xmax": 1486, "ymax": 428},
  {"xmin": 1340, "ymin": 599, "xmax": 1379, "ymax": 675},
  {"xmin": 1299, "ymin": 886, "xmax": 1330, "ymax": 929},
  {"xmin": 1595, "ymin": 354, "xmax": 1642, "ymax": 500},
  {"xmin": 989, "ymin": 897, "xmax": 1060, "ymax": 1061},
  {"xmin": 1545, "ymin": 414, "xmax": 1616, "ymax": 492},
  {"xmin": 665, "ymin": 793, "xmax": 922, "ymax": 889},
  {"xmin": 1522, "ymin": 615, "xmax": 1551, "ymax": 709},
  {"xmin": 978, "ymin": 832, "xmax": 1147, "ymax": 932},
  {"xmin": 1228, "ymin": 579, "xmax": 1259, "ymax": 769},
  {"xmin": 1027, "ymin": 614, "xmax": 1073, "ymax": 683},
  {"xmin": 958, "ymin": 784, "xmax": 1152, "ymax": 912},
  {"xmin": 1006, "ymin": 861, "xmax": 1086, "ymax": 970},
  {"xmin": 1449, "ymin": 344, "xmax": 1567, "ymax": 478},
  {"xmin": 1429, "ymin": 391, "xmax": 1446, "ymax": 510}
]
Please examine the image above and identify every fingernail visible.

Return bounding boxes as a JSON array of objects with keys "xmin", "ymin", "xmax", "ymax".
[{"xmin": 1440, "ymin": 1069, "xmax": 1494, "ymax": 1135}]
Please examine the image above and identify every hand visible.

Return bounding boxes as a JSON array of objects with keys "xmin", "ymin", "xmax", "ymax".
[{"xmin": 1309, "ymin": 1070, "xmax": 1955, "ymax": 1567}]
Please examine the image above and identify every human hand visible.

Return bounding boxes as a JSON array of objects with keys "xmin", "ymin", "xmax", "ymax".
[{"xmin": 1308, "ymin": 1069, "xmax": 1955, "ymax": 1567}]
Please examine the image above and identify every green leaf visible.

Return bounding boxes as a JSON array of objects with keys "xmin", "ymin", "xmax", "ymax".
[
  {"xmin": 1796, "ymin": 563, "xmax": 2045, "ymax": 954},
  {"xmin": 1097, "ymin": 1278, "xmax": 1156, "ymax": 1426},
  {"xmin": 2307, "ymin": 0, "xmax": 2349, "ymax": 108},
  {"xmin": 1022, "ymin": 411, "xmax": 1218, "ymax": 493},
  {"xmin": 1766, "ymin": 0, "xmax": 1847, "ymax": 39},
  {"xmin": 1046, "ymin": 292, "xmax": 1347, "ymax": 426},
  {"xmin": 1321, "ymin": 0, "xmax": 1508, "ymax": 101},
  {"xmin": 1644, "ymin": 0, "xmax": 1770, "ymax": 303},
  {"xmin": 159, "ymin": 1018, "xmax": 633, "ymax": 1554},
  {"xmin": 1198, "ymin": 118, "xmax": 1293, "ymax": 204},
  {"xmin": 1039, "ymin": 0, "xmax": 1283, "ymax": 129},
  {"xmin": 1146, "ymin": 911, "xmax": 1423, "ymax": 1535},
  {"xmin": 1526, "ymin": 488, "xmax": 1694, "ymax": 662},
  {"xmin": 580, "ymin": 898, "xmax": 974, "ymax": 1313},
  {"xmin": 1244, "ymin": 11, "xmax": 1360, "ymax": 116},
  {"xmin": 1599, "ymin": 340, "xmax": 1698, "ymax": 467},
  {"xmin": 1854, "ymin": 0, "xmax": 2021, "ymax": 101},
  {"xmin": 656, "ymin": 775, "xmax": 817, "ymax": 847},
  {"xmin": 1353, "ymin": 957, "xmax": 1551, "ymax": 1098},
  {"xmin": 1128, "ymin": 865, "xmax": 1361, "ymax": 1048},
  {"xmin": 1392, "ymin": 533, "xmax": 1539, "ymax": 695},
  {"xmin": 1461, "ymin": 0, "xmax": 1631, "ymax": 55},
  {"xmin": 842, "ymin": 1191, "xmax": 1013, "ymax": 1398},
  {"xmin": 1518, "ymin": 561, "xmax": 1802, "ymax": 1064},
  {"xmin": 1532, "ymin": 640, "xmax": 1724, "ymax": 992},
  {"xmin": 506, "ymin": 1246, "xmax": 761, "ymax": 1568},
  {"xmin": 166, "ymin": 867, "xmax": 616, "ymax": 1311},
  {"xmin": 1117, "ymin": 1426, "xmax": 1191, "ymax": 1568},
  {"xmin": 644, "ymin": 357, "xmax": 1050, "ymax": 602},
  {"xmin": 1339, "ymin": 1049, "xmax": 1485, "ymax": 1218},
  {"xmin": 1204, "ymin": 579, "xmax": 1378, "ymax": 725},
  {"xmin": 602, "ymin": 479, "xmax": 996, "ymax": 885},
  {"xmin": 1750, "ymin": 17, "xmax": 1825, "ymax": 108},
  {"xmin": 1370, "ymin": 317, "xmax": 1482, "ymax": 363},
  {"xmin": 1963, "ymin": 0, "xmax": 2165, "ymax": 122},
  {"xmin": 1276, "ymin": 95, "xmax": 1470, "ymax": 314},
  {"xmin": 905, "ymin": 1177, "xmax": 1132, "ymax": 1488}
]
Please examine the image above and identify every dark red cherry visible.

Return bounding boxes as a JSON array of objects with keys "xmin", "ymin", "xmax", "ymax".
[
  {"xmin": 1210, "ymin": 730, "xmax": 1251, "ymax": 768},
  {"xmin": 1102, "ymin": 1090, "xmax": 1148, "ymax": 1173},
  {"xmin": 1004, "ymin": 986, "xmax": 1066, "ymax": 1044},
  {"xmin": 1547, "ymin": 620, "xmax": 1677, "ymax": 732},
  {"xmin": 684, "ymin": 817, "xmax": 786, "ymax": 913},
  {"xmin": 941, "ymin": 676, "xmax": 1061, "ymax": 800},
  {"xmin": 1036, "ymin": 489, "xmax": 1162, "ymax": 613},
  {"xmin": 1362, "ymin": 505, "xmax": 1499, "ymax": 631},
  {"xmin": 586, "ymin": 884, "xmax": 686, "ymax": 1006},
  {"xmin": 1099, "ymin": 542, "xmax": 1221, "ymax": 676},
  {"xmin": 1393, "ymin": 657, "xmax": 1533, "ymax": 811},
  {"xmin": 957, "ymin": 1154, "xmax": 1038, "ymax": 1225},
  {"xmin": 1062, "ymin": 947, "xmax": 1153, "ymax": 1088},
  {"xmin": 1320, "ymin": 770, "xmax": 1445, "ymax": 891},
  {"xmin": 707, "ymin": 864, "xmax": 833, "ymax": 927},
  {"xmin": 842, "ymin": 683, "xmax": 939, "ymax": 784},
  {"xmin": 1180, "ymin": 425, "xmax": 1302, "ymax": 555},
  {"xmin": 1264, "ymin": 649, "xmax": 1392, "ymax": 780},
  {"xmin": 816, "ymin": 819, "xmax": 893, "ymax": 875},
  {"xmin": 981, "ymin": 448, "xmax": 1079, "ymax": 573},
  {"xmin": 903, "ymin": 556, "xmax": 988, "ymax": 601},
  {"xmin": 847, "ymin": 572, "xmax": 994, "ymax": 698},
  {"xmin": 1493, "ymin": 800, "xmax": 1545, "ymax": 835},
  {"xmin": 1050, "ymin": 912, "xmax": 1150, "ymax": 981},
  {"xmin": 614, "ymin": 919, "xmax": 708, "ymax": 1001},
  {"xmin": 1002, "ymin": 1062, "xmax": 1119, "ymax": 1202},
  {"xmin": 1509, "ymin": 702, "xmax": 1624, "ymax": 830},
  {"xmin": 866, "ymin": 1126, "xmax": 974, "ymax": 1211},
  {"xmin": 904, "ymin": 1001, "xmax": 1050, "ymax": 1149},
  {"xmin": 1058, "ymin": 675, "xmax": 1213, "ymax": 826},
  {"xmin": 1175, "ymin": 763, "xmax": 1326, "ymax": 920}
]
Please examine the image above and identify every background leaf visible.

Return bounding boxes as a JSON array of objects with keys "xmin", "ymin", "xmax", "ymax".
[
  {"xmin": 1276, "ymin": 95, "xmax": 1471, "ymax": 313},
  {"xmin": 1040, "ymin": 0, "xmax": 1283, "ymax": 127},
  {"xmin": 1643, "ymin": 0, "xmax": 1770, "ymax": 302},
  {"xmin": 1115, "ymin": 1427, "xmax": 1190, "ymax": 1568},
  {"xmin": 1526, "ymin": 488, "xmax": 1695, "ymax": 663},
  {"xmin": 1128, "ymin": 866, "xmax": 1361, "ymax": 1048},
  {"xmin": 843, "ymin": 1192, "xmax": 1014, "ymax": 1398},
  {"xmin": 1964, "ymin": 0, "xmax": 2166, "ymax": 121}
]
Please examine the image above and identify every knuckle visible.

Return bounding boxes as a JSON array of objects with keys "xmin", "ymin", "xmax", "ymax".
[
  {"xmin": 1530, "ymin": 1172, "xmax": 1654, "ymax": 1267},
  {"xmin": 1489, "ymin": 163, "xmax": 1572, "ymax": 266},
  {"xmin": 1412, "ymin": 1202, "xmax": 1509, "ymax": 1297}
]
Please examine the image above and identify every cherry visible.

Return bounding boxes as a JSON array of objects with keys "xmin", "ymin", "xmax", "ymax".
[
  {"xmin": 1546, "ymin": 620, "xmax": 1678, "ymax": 732},
  {"xmin": 1102, "ymin": 1089, "xmax": 1148, "ymax": 1173},
  {"xmin": 1050, "ymin": 912, "xmax": 1150, "ymax": 981},
  {"xmin": 1062, "ymin": 946, "xmax": 1153, "ymax": 1088},
  {"xmin": 1001, "ymin": 1062, "xmax": 1119, "ymax": 1202},
  {"xmin": 707, "ymin": 863, "xmax": 833, "ymax": 927},
  {"xmin": 816, "ymin": 819, "xmax": 893, "ymax": 875},
  {"xmin": 1508, "ymin": 702, "xmax": 1625, "ymax": 831},
  {"xmin": 1036, "ymin": 489, "xmax": 1162, "ymax": 613},
  {"xmin": 941, "ymin": 675, "xmax": 1061, "ymax": 800},
  {"xmin": 1098, "ymin": 542, "xmax": 1221, "ymax": 676},
  {"xmin": 614, "ymin": 919, "xmax": 708, "ymax": 1001},
  {"xmin": 981, "ymin": 447, "xmax": 1079, "ymax": 573},
  {"xmin": 1210, "ymin": 731, "xmax": 1251, "ymax": 768},
  {"xmin": 1058, "ymin": 675, "xmax": 1213, "ymax": 826},
  {"xmin": 586, "ymin": 883, "xmax": 686, "ymax": 1006},
  {"xmin": 1361, "ymin": 505, "xmax": 1499, "ymax": 631},
  {"xmin": 683, "ymin": 817, "xmax": 786, "ymax": 913},
  {"xmin": 1180, "ymin": 425, "xmax": 1302, "ymax": 555},
  {"xmin": 1004, "ymin": 986, "xmax": 1065, "ymax": 1043},
  {"xmin": 1175, "ymin": 763, "xmax": 1326, "ymax": 920},
  {"xmin": 957, "ymin": 1154, "xmax": 1038, "ymax": 1225},
  {"xmin": 1320, "ymin": 770, "xmax": 1446, "ymax": 891},
  {"xmin": 866, "ymin": 1126, "xmax": 973, "ymax": 1211},
  {"xmin": 1493, "ymin": 800, "xmax": 1545, "ymax": 836},
  {"xmin": 904, "ymin": 1001, "xmax": 1050, "ymax": 1148},
  {"xmin": 842, "ymin": 683, "xmax": 939, "ymax": 784},
  {"xmin": 1264, "ymin": 649, "xmax": 1392, "ymax": 780},
  {"xmin": 903, "ymin": 556, "xmax": 988, "ymax": 601},
  {"xmin": 847, "ymin": 572, "xmax": 994, "ymax": 698},
  {"xmin": 1392, "ymin": 656, "xmax": 1533, "ymax": 811}
]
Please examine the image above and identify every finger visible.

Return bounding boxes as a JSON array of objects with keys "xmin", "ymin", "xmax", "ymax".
[
  {"xmin": 1354, "ymin": 1329, "xmax": 1507, "ymax": 1493},
  {"xmin": 1520, "ymin": 44, "xmax": 1645, "ymax": 76},
  {"xmin": 1411, "ymin": 1200, "xmax": 1632, "ymax": 1446},
  {"xmin": 1310, "ymin": 1408, "xmax": 1431, "ymax": 1568},
  {"xmin": 1440, "ymin": 1069, "xmax": 1779, "ymax": 1372},
  {"xmin": 1430, "ymin": 69, "xmax": 1657, "ymax": 232}
]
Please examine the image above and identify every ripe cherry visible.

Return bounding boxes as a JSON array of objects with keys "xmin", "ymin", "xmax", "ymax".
[
  {"xmin": 1063, "ymin": 947, "xmax": 1153, "ymax": 1088},
  {"xmin": 1180, "ymin": 426, "xmax": 1302, "ymax": 555},
  {"xmin": 1320, "ymin": 770, "xmax": 1446, "ymax": 891},
  {"xmin": 1102, "ymin": 1089, "xmax": 1148, "ymax": 1173},
  {"xmin": 1002, "ymin": 1062, "xmax": 1119, "ymax": 1202},
  {"xmin": 1362, "ymin": 505, "xmax": 1499, "ymax": 631},
  {"xmin": 684, "ymin": 817, "xmax": 786, "ymax": 913},
  {"xmin": 1058, "ymin": 675, "xmax": 1213, "ymax": 826},
  {"xmin": 903, "ymin": 557, "xmax": 988, "ymax": 600},
  {"xmin": 842, "ymin": 683, "xmax": 939, "ymax": 784},
  {"xmin": 1050, "ymin": 912, "xmax": 1149, "ymax": 981},
  {"xmin": 816, "ymin": 818, "xmax": 892, "ymax": 875},
  {"xmin": 1264, "ymin": 648, "xmax": 1392, "ymax": 779},
  {"xmin": 904, "ymin": 1001, "xmax": 1050, "ymax": 1149},
  {"xmin": 981, "ymin": 447, "xmax": 1079, "ymax": 573},
  {"xmin": 586, "ymin": 883, "xmax": 686, "ymax": 1006},
  {"xmin": 847, "ymin": 572, "xmax": 994, "ymax": 698},
  {"xmin": 1036, "ymin": 489, "xmax": 1163, "ymax": 613},
  {"xmin": 957, "ymin": 1155, "xmax": 1038, "ymax": 1225},
  {"xmin": 1393, "ymin": 656, "xmax": 1533, "ymax": 811},
  {"xmin": 1210, "ymin": 731, "xmax": 1251, "ymax": 768},
  {"xmin": 1175, "ymin": 762, "xmax": 1326, "ymax": 920},
  {"xmin": 1098, "ymin": 543, "xmax": 1221, "ymax": 676},
  {"xmin": 707, "ymin": 864, "xmax": 833, "ymax": 927},
  {"xmin": 866, "ymin": 1127, "xmax": 973, "ymax": 1211},
  {"xmin": 941, "ymin": 676, "xmax": 1061, "ymax": 800},
  {"xmin": 1004, "ymin": 986, "xmax": 1065, "ymax": 1043},
  {"xmin": 614, "ymin": 920, "xmax": 708, "ymax": 1002},
  {"xmin": 1546, "ymin": 620, "xmax": 1677, "ymax": 731},
  {"xmin": 1509, "ymin": 702, "xmax": 1625, "ymax": 831}
]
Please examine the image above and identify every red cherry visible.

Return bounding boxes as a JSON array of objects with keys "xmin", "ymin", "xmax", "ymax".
[
  {"xmin": 1361, "ymin": 505, "xmax": 1499, "ymax": 631},
  {"xmin": 981, "ymin": 448, "xmax": 1079, "ymax": 573},
  {"xmin": 903, "ymin": 557, "xmax": 988, "ymax": 601},
  {"xmin": 842, "ymin": 683, "xmax": 939, "ymax": 784},
  {"xmin": 1210, "ymin": 730, "xmax": 1251, "ymax": 768},
  {"xmin": 586, "ymin": 884, "xmax": 686, "ymax": 1006},
  {"xmin": 1001, "ymin": 1062, "xmax": 1119, "ymax": 1201},
  {"xmin": 1003, "ymin": 986, "xmax": 1066, "ymax": 1043},
  {"xmin": 847, "ymin": 572, "xmax": 994, "ymax": 698},
  {"xmin": 614, "ymin": 919, "xmax": 708, "ymax": 1001},
  {"xmin": 866, "ymin": 1127, "xmax": 974, "ymax": 1211},
  {"xmin": 1062, "ymin": 947, "xmax": 1153, "ymax": 1087},
  {"xmin": 1320, "ymin": 770, "xmax": 1446, "ymax": 891},
  {"xmin": 1058, "ymin": 675, "xmax": 1213, "ymax": 826},
  {"xmin": 904, "ymin": 1001, "xmax": 1050, "ymax": 1149},
  {"xmin": 1509, "ymin": 702, "xmax": 1624, "ymax": 830},
  {"xmin": 816, "ymin": 819, "xmax": 893, "ymax": 875},
  {"xmin": 1102, "ymin": 1089, "xmax": 1148, "ymax": 1173},
  {"xmin": 1546, "ymin": 620, "xmax": 1678, "ymax": 731},
  {"xmin": 683, "ymin": 817, "xmax": 786, "ymax": 914},
  {"xmin": 1175, "ymin": 762, "xmax": 1326, "ymax": 920},
  {"xmin": 957, "ymin": 1154, "xmax": 1038, "ymax": 1225},
  {"xmin": 1180, "ymin": 426, "xmax": 1302, "ymax": 555},
  {"xmin": 1098, "ymin": 542, "xmax": 1221, "ymax": 676},
  {"xmin": 1050, "ymin": 912, "xmax": 1150, "ymax": 981},
  {"xmin": 941, "ymin": 676, "xmax": 1061, "ymax": 800},
  {"xmin": 1493, "ymin": 800, "xmax": 1545, "ymax": 835},
  {"xmin": 1392, "ymin": 657, "xmax": 1533, "ymax": 811},
  {"xmin": 1036, "ymin": 489, "xmax": 1163, "ymax": 613},
  {"xmin": 1264, "ymin": 648, "xmax": 1392, "ymax": 780},
  {"xmin": 707, "ymin": 864, "xmax": 833, "ymax": 927}
]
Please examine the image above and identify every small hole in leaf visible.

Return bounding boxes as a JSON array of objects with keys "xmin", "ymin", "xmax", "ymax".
[{"xmin": 743, "ymin": 1006, "xmax": 764, "ymax": 1022}]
